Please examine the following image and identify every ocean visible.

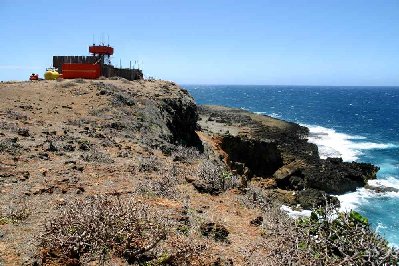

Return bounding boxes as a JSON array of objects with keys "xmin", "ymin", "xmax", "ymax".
[{"xmin": 184, "ymin": 85, "xmax": 399, "ymax": 246}]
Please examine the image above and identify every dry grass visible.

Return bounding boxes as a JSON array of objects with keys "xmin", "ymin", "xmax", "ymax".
[
  {"xmin": 81, "ymin": 148, "xmax": 114, "ymax": 163},
  {"xmin": 137, "ymin": 155, "xmax": 161, "ymax": 173},
  {"xmin": 40, "ymin": 196, "xmax": 167, "ymax": 264},
  {"xmin": 171, "ymin": 145, "xmax": 202, "ymax": 163},
  {"xmin": 40, "ymin": 195, "xmax": 211, "ymax": 265},
  {"xmin": 0, "ymin": 196, "xmax": 30, "ymax": 225}
]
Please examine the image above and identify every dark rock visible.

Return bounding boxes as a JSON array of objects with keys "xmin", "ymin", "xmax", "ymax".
[
  {"xmin": 303, "ymin": 158, "xmax": 379, "ymax": 194},
  {"xmin": 221, "ymin": 135, "xmax": 283, "ymax": 178},
  {"xmin": 199, "ymin": 105, "xmax": 380, "ymax": 197},
  {"xmin": 38, "ymin": 152, "xmax": 49, "ymax": 160},
  {"xmin": 192, "ymin": 180, "xmax": 222, "ymax": 195},
  {"xmin": 365, "ymin": 184, "xmax": 399, "ymax": 193},
  {"xmin": 63, "ymin": 144, "xmax": 75, "ymax": 152},
  {"xmin": 78, "ymin": 142, "xmax": 90, "ymax": 151},
  {"xmin": 43, "ymin": 141, "xmax": 58, "ymax": 152},
  {"xmin": 200, "ymin": 222, "xmax": 229, "ymax": 242},
  {"xmin": 250, "ymin": 216, "xmax": 263, "ymax": 226},
  {"xmin": 161, "ymin": 97, "xmax": 203, "ymax": 150},
  {"xmin": 212, "ymin": 257, "xmax": 234, "ymax": 266},
  {"xmin": 17, "ymin": 128, "xmax": 30, "ymax": 137},
  {"xmin": 287, "ymin": 175, "xmax": 305, "ymax": 190},
  {"xmin": 296, "ymin": 189, "xmax": 339, "ymax": 209}
]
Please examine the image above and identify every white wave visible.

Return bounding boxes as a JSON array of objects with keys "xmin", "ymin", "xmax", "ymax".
[
  {"xmin": 336, "ymin": 188, "xmax": 372, "ymax": 212},
  {"xmin": 375, "ymin": 222, "xmax": 387, "ymax": 234},
  {"xmin": 337, "ymin": 178, "xmax": 399, "ymax": 213},
  {"xmin": 254, "ymin": 111, "xmax": 281, "ymax": 118},
  {"xmin": 368, "ymin": 177, "xmax": 399, "ymax": 190},
  {"xmin": 303, "ymin": 124, "xmax": 398, "ymax": 162},
  {"xmin": 280, "ymin": 205, "xmax": 312, "ymax": 219}
]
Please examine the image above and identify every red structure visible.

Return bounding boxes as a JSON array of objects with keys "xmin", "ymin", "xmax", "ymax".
[
  {"xmin": 60, "ymin": 45, "xmax": 113, "ymax": 79},
  {"xmin": 89, "ymin": 45, "xmax": 114, "ymax": 55},
  {"xmin": 62, "ymin": 64, "xmax": 101, "ymax": 79},
  {"xmin": 53, "ymin": 43, "xmax": 143, "ymax": 80}
]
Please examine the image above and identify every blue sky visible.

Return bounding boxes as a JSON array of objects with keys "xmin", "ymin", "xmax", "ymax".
[{"xmin": 0, "ymin": 0, "xmax": 398, "ymax": 85}]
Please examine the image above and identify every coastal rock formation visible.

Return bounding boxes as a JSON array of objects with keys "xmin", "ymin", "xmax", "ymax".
[{"xmin": 198, "ymin": 105, "xmax": 379, "ymax": 205}]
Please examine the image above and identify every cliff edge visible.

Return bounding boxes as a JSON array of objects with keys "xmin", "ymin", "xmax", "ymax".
[{"xmin": 0, "ymin": 79, "xmax": 393, "ymax": 266}]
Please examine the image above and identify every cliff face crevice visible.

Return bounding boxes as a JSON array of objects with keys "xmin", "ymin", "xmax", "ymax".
[{"xmin": 220, "ymin": 135, "xmax": 283, "ymax": 178}]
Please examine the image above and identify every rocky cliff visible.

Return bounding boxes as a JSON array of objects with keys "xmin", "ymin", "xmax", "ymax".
[
  {"xmin": 0, "ymin": 79, "xmax": 387, "ymax": 265},
  {"xmin": 197, "ymin": 105, "xmax": 378, "ymax": 207}
]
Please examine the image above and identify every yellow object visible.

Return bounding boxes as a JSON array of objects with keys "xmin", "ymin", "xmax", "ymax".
[{"xmin": 44, "ymin": 68, "xmax": 60, "ymax": 80}]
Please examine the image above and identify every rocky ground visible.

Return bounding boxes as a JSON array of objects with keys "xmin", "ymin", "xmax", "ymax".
[{"xmin": 0, "ymin": 79, "xmax": 395, "ymax": 265}]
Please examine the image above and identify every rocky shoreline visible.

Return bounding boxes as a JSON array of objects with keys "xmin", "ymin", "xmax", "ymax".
[
  {"xmin": 0, "ymin": 79, "xmax": 392, "ymax": 265},
  {"xmin": 197, "ymin": 105, "xmax": 379, "ymax": 208}
]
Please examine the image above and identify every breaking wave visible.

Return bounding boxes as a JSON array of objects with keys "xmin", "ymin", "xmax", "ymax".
[{"xmin": 304, "ymin": 125, "xmax": 398, "ymax": 162}]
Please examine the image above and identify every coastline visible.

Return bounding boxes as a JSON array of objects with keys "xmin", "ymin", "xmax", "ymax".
[{"xmin": 0, "ymin": 80, "xmax": 397, "ymax": 264}]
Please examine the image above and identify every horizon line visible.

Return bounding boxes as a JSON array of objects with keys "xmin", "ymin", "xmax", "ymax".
[{"xmin": 180, "ymin": 83, "xmax": 399, "ymax": 87}]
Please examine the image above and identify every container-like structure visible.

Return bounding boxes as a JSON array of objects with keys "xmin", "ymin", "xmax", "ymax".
[
  {"xmin": 62, "ymin": 64, "xmax": 101, "ymax": 79},
  {"xmin": 52, "ymin": 44, "xmax": 143, "ymax": 80}
]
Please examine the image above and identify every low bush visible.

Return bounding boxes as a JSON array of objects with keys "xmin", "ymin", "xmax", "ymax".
[
  {"xmin": 138, "ymin": 155, "xmax": 161, "ymax": 172},
  {"xmin": 0, "ymin": 197, "xmax": 30, "ymax": 225},
  {"xmin": 59, "ymin": 81, "xmax": 77, "ymax": 88},
  {"xmin": 193, "ymin": 160, "xmax": 238, "ymax": 195},
  {"xmin": 135, "ymin": 164, "xmax": 182, "ymax": 199},
  {"xmin": 73, "ymin": 78, "xmax": 86, "ymax": 84},
  {"xmin": 5, "ymin": 109, "xmax": 28, "ymax": 121},
  {"xmin": 239, "ymin": 187, "xmax": 399, "ymax": 265},
  {"xmin": 172, "ymin": 145, "xmax": 202, "ymax": 163},
  {"xmin": 81, "ymin": 149, "xmax": 114, "ymax": 163},
  {"xmin": 40, "ymin": 196, "xmax": 167, "ymax": 264},
  {"xmin": 0, "ymin": 138, "xmax": 23, "ymax": 155},
  {"xmin": 112, "ymin": 92, "xmax": 135, "ymax": 106},
  {"xmin": 294, "ymin": 206, "xmax": 399, "ymax": 265}
]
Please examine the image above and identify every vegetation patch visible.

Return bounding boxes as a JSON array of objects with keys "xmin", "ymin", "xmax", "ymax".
[
  {"xmin": 0, "ymin": 137, "xmax": 24, "ymax": 155},
  {"xmin": 40, "ymin": 196, "xmax": 167, "ymax": 264},
  {"xmin": 0, "ymin": 197, "xmax": 30, "ymax": 225},
  {"xmin": 294, "ymin": 206, "xmax": 399, "ymax": 265}
]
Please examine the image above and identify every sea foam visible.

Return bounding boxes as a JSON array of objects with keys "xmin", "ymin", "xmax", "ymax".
[
  {"xmin": 297, "ymin": 124, "xmax": 399, "ymax": 214},
  {"xmin": 304, "ymin": 124, "xmax": 397, "ymax": 162},
  {"xmin": 335, "ymin": 176, "xmax": 399, "ymax": 212},
  {"xmin": 280, "ymin": 205, "xmax": 312, "ymax": 219}
]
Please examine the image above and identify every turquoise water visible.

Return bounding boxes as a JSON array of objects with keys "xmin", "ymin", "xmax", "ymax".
[{"xmin": 184, "ymin": 85, "xmax": 399, "ymax": 246}]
